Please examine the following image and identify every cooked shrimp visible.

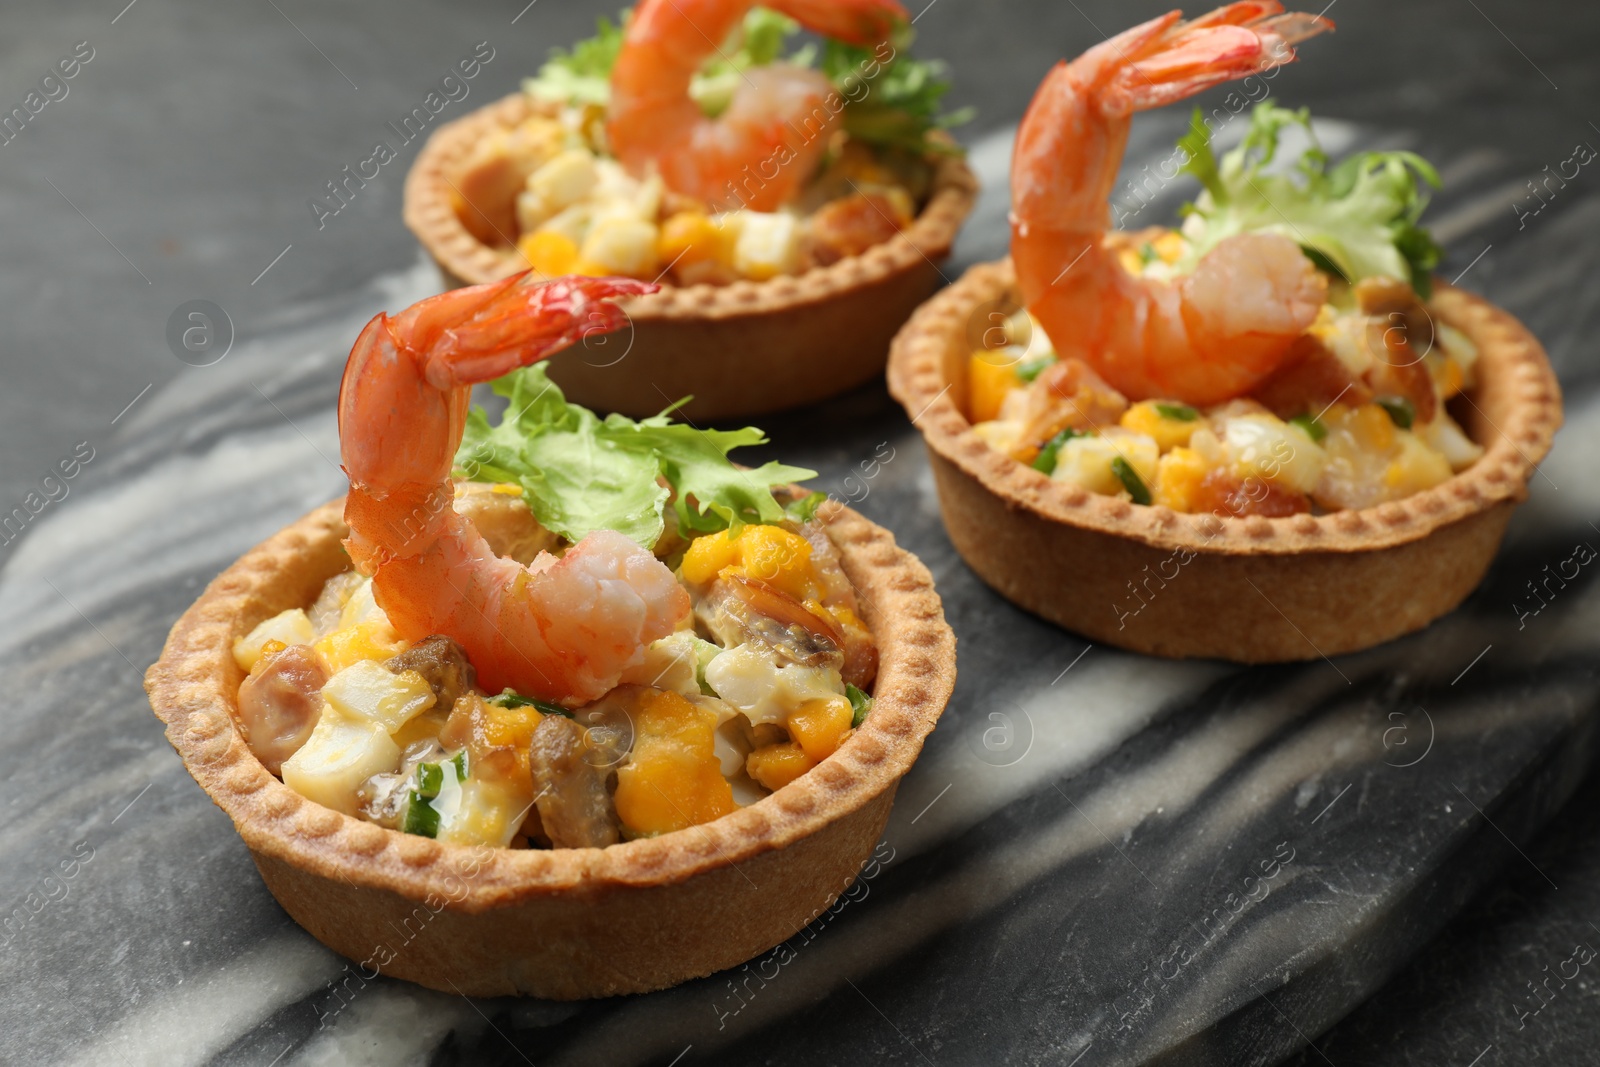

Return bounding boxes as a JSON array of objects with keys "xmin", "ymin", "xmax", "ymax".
[
  {"xmin": 1011, "ymin": 2, "xmax": 1333, "ymax": 407},
  {"xmin": 338, "ymin": 274, "xmax": 691, "ymax": 705},
  {"xmin": 608, "ymin": 0, "xmax": 908, "ymax": 212}
]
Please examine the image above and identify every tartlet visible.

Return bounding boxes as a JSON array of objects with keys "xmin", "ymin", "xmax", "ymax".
[
  {"xmin": 404, "ymin": 93, "xmax": 978, "ymax": 421},
  {"xmin": 144, "ymin": 494, "xmax": 953, "ymax": 998},
  {"xmin": 887, "ymin": 258, "xmax": 1561, "ymax": 662}
]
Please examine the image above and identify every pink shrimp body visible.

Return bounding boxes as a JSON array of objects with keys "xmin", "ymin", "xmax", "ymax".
[
  {"xmin": 608, "ymin": 0, "xmax": 908, "ymax": 212},
  {"xmin": 337, "ymin": 274, "xmax": 691, "ymax": 705},
  {"xmin": 1011, "ymin": 2, "xmax": 1334, "ymax": 407}
]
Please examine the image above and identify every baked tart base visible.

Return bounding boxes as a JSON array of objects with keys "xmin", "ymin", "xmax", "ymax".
[
  {"xmin": 887, "ymin": 259, "xmax": 1562, "ymax": 662},
  {"xmin": 403, "ymin": 93, "xmax": 979, "ymax": 422},
  {"xmin": 143, "ymin": 499, "xmax": 954, "ymax": 999}
]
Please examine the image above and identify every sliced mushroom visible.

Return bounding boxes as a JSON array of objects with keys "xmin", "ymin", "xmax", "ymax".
[
  {"xmin": 528, "ymin": 715, "xmax": 621, "ymax": 848},
  {"xmin": 238, "ymin": 644, "xmax": 327, "ymax": 775},
  {"xmin": 696, "ymin": 575, "xmax": 843, "ymax": 670},
  {"xmin": 797, "ymin": 520, "xmax": 878, "ymax": 689},
  {"xmin": 385, "ymin": 634, "xmax": 476, "ymax": 710}
]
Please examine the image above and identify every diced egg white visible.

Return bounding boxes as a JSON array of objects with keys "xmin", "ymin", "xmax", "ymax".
[
  {"xmin": 232, "ymin": 608, "xmax": 314, "ymax": 671},
  {"xmin": 732, "ymin": 211, "xmax": 802, "ymax": 280},
  {"xmin": 1417, "ymin": 410, "xmax": 1485, "ymax": 471},
  {"xmin": 1052, "ymin": 431, "xmax": 1159, "ymax": 498},
  {"xmin": 703, "ymin": 644, "xmax": 844, "ymax": 727},
  {"xmin": 321, "ymin": 659, "xmax": 436, "ymax": 733},
  {"xmin": 620, "ymin": 631, "xmax": 705, "ymax": 699},
  {"xmin": 437, "ymin": 775, "xmax": 524, "ymax": 849},
  {"xmin": 280, "ymin": 708, "xmax": 400, "ymax": 816},
  {"xmin": 1223, "ymin": 414, "xmax": 1326, "ymax": 493}
]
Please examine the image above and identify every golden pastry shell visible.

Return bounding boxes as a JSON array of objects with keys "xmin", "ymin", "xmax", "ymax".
[
  {"xmin": 886, "ymin": 258, "xmax": 1563, "ymax": 662},
  {"xmin": 403, "ymin": 93, "xmax": 979, "ymax": 422},
  {"xmin": 143, "ymin": 497, "xmax": 955, "ymax": 998}
]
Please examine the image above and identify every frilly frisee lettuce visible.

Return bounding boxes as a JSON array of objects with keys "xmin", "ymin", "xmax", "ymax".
[
  {"xmin": 525, "ymin": 8, "xmax": 970, "ymax": 156},
  {"xmin": 1175, "ymin": 102, "xmax": 1444, "ymax": 297},
  {"xmin": 454, "ymin": 363, "xmax": 815, "ymax": 549}
]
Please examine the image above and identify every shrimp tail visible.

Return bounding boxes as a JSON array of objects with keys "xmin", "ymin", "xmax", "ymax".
[
  {"xmin": 336, "ymin": 272, "xmax": 690, "ymax": 705},
  {"xmin": 1011, "ymin": 4, "xmax": 1333, "ymax": 405},
  {"xmin": 339, "ymin": 273, "xmax": 655, "ymax": 490},
  {"xmin": 766, "ymin": 0, "xmax": 909, "ymax": 46}
]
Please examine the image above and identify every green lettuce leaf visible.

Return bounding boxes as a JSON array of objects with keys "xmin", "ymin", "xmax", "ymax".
[
  {"xmin": 454, "ymin": 364, "xmax": 815, "ymax": 548},
  {"xmin": 819, "ymin": 37, "xmax": 973, "ymax": 155},
  {"xmin": 1176, "ymin": 102, "xmax": 1443, "ymax": 296},
  {"xmin": 525, "ymin": 14, "xmax": 626, "ymax": 107}
]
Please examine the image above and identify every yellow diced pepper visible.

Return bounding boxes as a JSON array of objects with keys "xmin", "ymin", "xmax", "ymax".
[
  {"xmin": 969, "ymin": 350, "xmax": 1021, "ymax": 424},
  {"xmin": 482, "ymin": 705, "xmax": 543, "ymax": 749},
  {"xmin": 680, "ymin": 525, "xmax": 817, "ymax": 599},
  {"xmin": 1121, "ymin": 400, "xmax": 1200, "ymax": 452},
  {"xmin": 570, "ymin": 258, "xmax": 613, "ymax": 277},
  {"xmin": 313, "ymin": 622, "xmax": 405, "ymax": 675},
  {"xmin": 787, "ymin": 696, "xmax": 853, "ymax": 762},
  {"xmin": 614, "ymin": 689, "xmax": 736, "ymax": 836},
  {"xmin": 1348, "ymin": 403, "xmax": 1398, "ymax": 453},
  {"xmin": 737, "ymin": 525, "xmax": 814, "ymax": 600},
  {"xmin": 1152, "ymin": 230, "xmax": 1187, "ymax": 264},
  {"xmin": 680, "ymin": 529, "xmax": 739, "ymax": 586},
  {"xmin": 746, "ymin": 741, "xmax": 814, "ymax": 792},
  {"xmin": 518, "ymin": 230, "xmax": 578, "ymax": 277},
  {"xmin": 1154, "ymin": 446, "xmax": 1209, "ymax": 513},
  {"xmin": 658, "ymin": 211, "xmax": 724, "ymax": 269},
  {"xmin": 1433, "ymin": 357, "xmax": 1465, "ymax": 399}
]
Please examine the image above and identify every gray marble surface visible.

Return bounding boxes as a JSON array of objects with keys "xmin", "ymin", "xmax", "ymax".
[{"xmin": 2, "ymin": 2, "xmax": 1598, "ymax": 1065}]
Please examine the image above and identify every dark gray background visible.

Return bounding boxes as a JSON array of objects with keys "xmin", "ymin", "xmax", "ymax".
[{"xmin": 3, "ymin": 1, "xmax": 1597, "ymax": 1063}]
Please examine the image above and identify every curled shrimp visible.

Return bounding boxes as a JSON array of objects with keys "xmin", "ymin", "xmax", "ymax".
[
  {"xmin": 607, "ymin": 0, "xmax": 907, "ymax": 212},
  {"xmin": 1011, "ymin": 2, "xmax": 1333, "ymax": 407},
  {"xmin": 338, "ymin": 273, "xmax": 691, "ymax": 705}
]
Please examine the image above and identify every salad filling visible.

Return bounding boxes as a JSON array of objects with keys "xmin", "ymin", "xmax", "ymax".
[
  {"xmin": 971, "ymin": 104, "xmax": 1482, "ymax": 516},
  {"xmin": 233, "ymin": 367, "xmax": 874, "ymax": 849},
  {"xmin": 449, "ymin": 7, "xmax": 970, "ymax": 285}
]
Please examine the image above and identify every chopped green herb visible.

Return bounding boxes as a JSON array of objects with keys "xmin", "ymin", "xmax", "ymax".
[
  {"xmin": 1175, "ymin": 102, "xmax": 1443, "ymax": 296},
  {"xmin": 1030, "ymin": 428, "xmax": 1085, "ymax": 476},
  {"xmin": 415, "ymin": 762, "xmax": 443, "ymax": 798},
  {"xmin": 452, "ymin": 751, "xmax": 468, "ymax": 779},
  {"xmin": 1375, "ymin": 396, "xmax": 1415, "ymax": 430},
  {"xmin": 1154, "ymin": 402, "xmax": 1199, "ymax": 422},
  {"xmin": 784, "ymin": 491, "xmax": 829, "ymax": 524},
  {"xmin": 1289, "ymin": 413, "xmax": 1328, "ymax": 442},
  {"xmin": 1111, "ymin": 456, "xmax": 1152, "ymax": 505},
  {"xmin": 846, "ymin": 683, "xmax": 874, "ymax": 728},
  {"xmin": 403, "ymin": 792, "xmax": 440, "ymax": 838},
  {"xmin": 487, "ymin": 690, "xmax": 574, "ymax": 718},
  {"xmin": 456, "ymin": 363, "xmax": 814, "ymax": 549},
  {"xmin": 1137, "ymin": 242, "xmax": 1159, "ymax": 266},
  {"xmin": 1015, "ymin": 354, "xmax": 1056, "ymax": 382},
  {"xmin": 694, "ymin": 638, "xmax": 722, "ymax": 697}
]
